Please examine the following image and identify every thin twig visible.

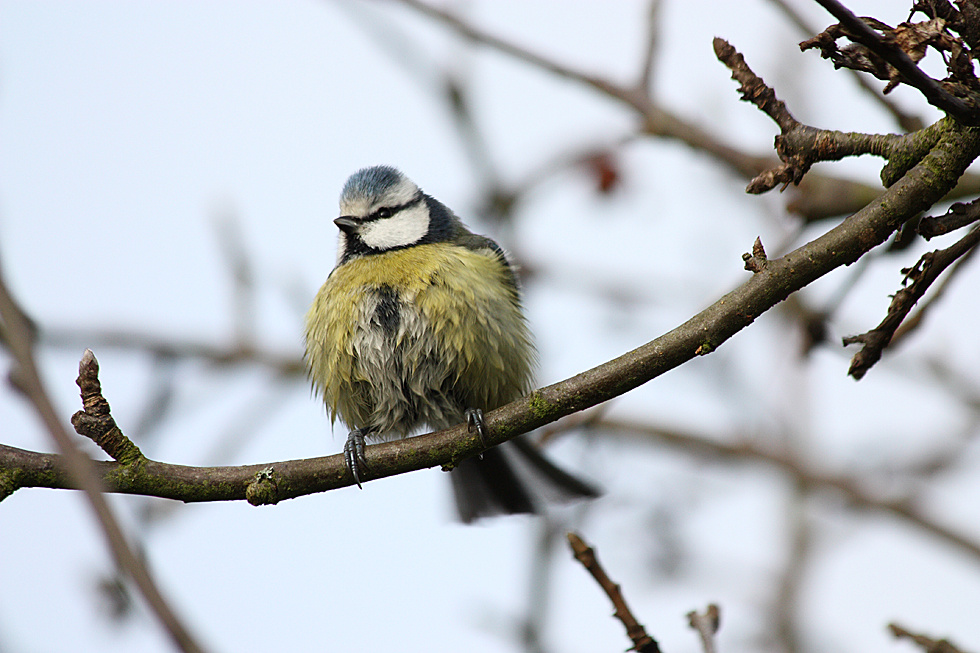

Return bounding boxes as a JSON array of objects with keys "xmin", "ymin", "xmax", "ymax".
[
  {"xmin": 0, "ymin": 276, "xmax": 208, "ymax": 653},
  {"xmin": 71, "ymin": 350, "xmax": 144, "ymax": 463},
  {"xmin": 567, "ymin": 532, "xmax": 661, "ymax": 653},
  {"xmin": 766, "ymin": 0, "xmax": 923, "ymax": 131},
  {"xmin": 918, "ymin": 199, "xmax": 980, "ymax": 239},
  {"xmin": 42, "ymin": 326, "xmax": 304, "ymax": 374},
  {"xmin": 686, "ymin": 604, "xmax": 721, "ymax": 653},
  {"xmin": 713, "ymin": 38, "xmax": 797, "ymax": 132},
  {"xmin": 637, "ymin": 0, "xmax": 663, "ymax": 93},
  {"xmin": 713, "ymin": 37, "xmax": 906, "ymax": 193},
  {"xmin": 844, "ymin": 223, "xmax": 980, "ymax": 379},
  {"xmin": 772, "ymin": 479, "xmax": 808, "ymax": 653},
  {"xmin": 890, "ymin": 241, "xmax": 979, "ymax": 345},
  {"xmin": 596, "ymin": 417, "xmax": 980, "ymax": 564},
  {"xmin": 214, "ymin": 210, "xmax": 257, "ymax": 347},
  {"xmin": 811, "ymin": 0, "xmax": 977, "ymax": 122},
  {"xmin": 889, "ymin": 623, "xmax": 972, "ymax": 653}
]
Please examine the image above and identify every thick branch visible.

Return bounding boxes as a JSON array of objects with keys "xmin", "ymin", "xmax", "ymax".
[{"xmin": 4, "ymin": 120, "xmax": 979, "ymax": 509}]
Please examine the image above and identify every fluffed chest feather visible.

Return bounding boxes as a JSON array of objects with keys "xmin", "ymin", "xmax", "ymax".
[{"xmin": 304, "ymin": 243, "xmax": 535, "ymax": 437}]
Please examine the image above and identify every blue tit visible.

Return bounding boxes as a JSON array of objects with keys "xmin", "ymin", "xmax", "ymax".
[{"xmin": 304, "ymin": 165, "xmax": 597, "ymax": 522}]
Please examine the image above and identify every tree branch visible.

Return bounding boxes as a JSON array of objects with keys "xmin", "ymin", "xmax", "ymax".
[
  {"xmin": 391, "ymin": 0, "xmax": 895, "ymax": 223},
  {"xmin": 0, "ymin": 275, "xmax": 208, "ymax": 653},
  {"xmin": 42, "ymin": 326, "xmax": 304, "ymax": 374},
  {"xmin": 767, "ymin": 0, "xmax": 925, "ymax": 132},
  {"xmin": 714, "ymin": 37, "xmax": 924, "ymax": 192},
  {"xmin": 567, "ymin": 532, "xmax": 661, "ymax": 653},
  {"xmin": 808, "ymin": 0, "xmax": 979, "ymax": 122},
  {"xmin": 888, "ymin": 623, "xmax": 971, "ymax": 653},
  {"xmin": 4, "ymin": 118, "xmax": 979, "ymax": 519},
  {"xmin": 687, "ymin": 604, "xmax": 722, "ymax": 653},
  {"xmin": 918, "ymin": 198, "xmax": 980, "ymax": 239},
  {"xmin": 844, "ymin": 223, "xmax": 980, "ymax": 379},
  {"xmin": 596, "ymin": 417, "xmax": 980, "ymax": 564}
]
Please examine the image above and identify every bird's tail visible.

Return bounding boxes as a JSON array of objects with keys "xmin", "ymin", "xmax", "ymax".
[{"xmin": 449, "ymin": 436, "xmax": 599, "ymax": 523}]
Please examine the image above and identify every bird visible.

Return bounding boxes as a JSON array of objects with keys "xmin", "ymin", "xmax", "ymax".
[{"xmin": 304, "ymin": 165, "xmax": 597, "ymax": 522}]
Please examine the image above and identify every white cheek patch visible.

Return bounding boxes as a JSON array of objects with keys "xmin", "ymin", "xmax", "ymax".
[{"xmin": 360, "ymin": 203, "xmax": 430, "ymax": 250}]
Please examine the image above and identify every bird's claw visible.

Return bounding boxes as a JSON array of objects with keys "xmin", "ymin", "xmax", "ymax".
[
  {"xmin": 465, "ymin": 408, "xmax": 489, "ymax": 454},
  {"xmin": 343, "ymin": 429, "xmax": 370, "ymax": 489}
]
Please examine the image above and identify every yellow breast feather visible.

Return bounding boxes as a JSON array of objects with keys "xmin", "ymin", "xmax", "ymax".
[{"xmin": 304, "ymin": 242, "xmax": 535, "ymax": 429}]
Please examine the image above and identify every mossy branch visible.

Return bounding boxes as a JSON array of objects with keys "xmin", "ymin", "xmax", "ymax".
[{"xmin": 3, "ymin": 119, "xmax": 979, "ymax": 509}]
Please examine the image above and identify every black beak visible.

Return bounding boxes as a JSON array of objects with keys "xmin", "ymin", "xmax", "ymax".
[{"xmin": 334, "ymin": 216, "xmax": 358, "ymax": 233}]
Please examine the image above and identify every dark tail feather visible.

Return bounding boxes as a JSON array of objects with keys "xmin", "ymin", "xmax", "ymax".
[
  {"xmin": 450, "ymin": 436, "xmax": 599, "ymax": 523},
  {"xmin": 451, "ymin": 446, "xmax": 534, "ymax": 523},
  {"xmin": 509, "ymin": 437, "xmax": 600, "ymax": 499}
]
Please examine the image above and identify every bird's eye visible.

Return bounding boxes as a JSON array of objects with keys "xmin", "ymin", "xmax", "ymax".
[{"xmin": 376, "ymin": 207, "xmax": 393, "ymax": 219}]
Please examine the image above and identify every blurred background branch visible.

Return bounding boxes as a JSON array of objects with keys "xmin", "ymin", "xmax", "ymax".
[{"xmin": 2, "ymin": 1, "xmax": 979, "ymax": 653}]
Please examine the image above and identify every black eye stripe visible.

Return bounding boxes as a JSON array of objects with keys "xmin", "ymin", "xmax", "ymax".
[{"xmin": 368, "ymin": 193, "xmax": 423, "ymax": 221}]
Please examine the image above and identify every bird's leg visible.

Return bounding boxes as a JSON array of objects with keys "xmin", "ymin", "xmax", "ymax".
[
  {"xmin": 343, "ymin": 428, "xmax": 372, "ymax": 489},
  {"xmin": 465, "ymin": 408, "xmax": 489, "ymax": 454}
]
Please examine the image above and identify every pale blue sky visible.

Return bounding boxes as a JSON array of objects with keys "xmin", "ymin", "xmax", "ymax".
[{"xmin": 2, "ymin": 2, "xmax": 977, "ymax": 653}]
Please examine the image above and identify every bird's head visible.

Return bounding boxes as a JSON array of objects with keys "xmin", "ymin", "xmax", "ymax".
[{"xmin": 335, "ymin": 165, "xmax": 456, "ymax": 263}]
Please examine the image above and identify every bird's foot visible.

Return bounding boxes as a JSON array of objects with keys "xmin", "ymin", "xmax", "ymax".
[
  {"xmin": 343, "ymin": 428, "xmax": 371, "ymax": 489},
  {"xmin": 465, "ymin": 408, "xmax": 489, "ymax": 456}
]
